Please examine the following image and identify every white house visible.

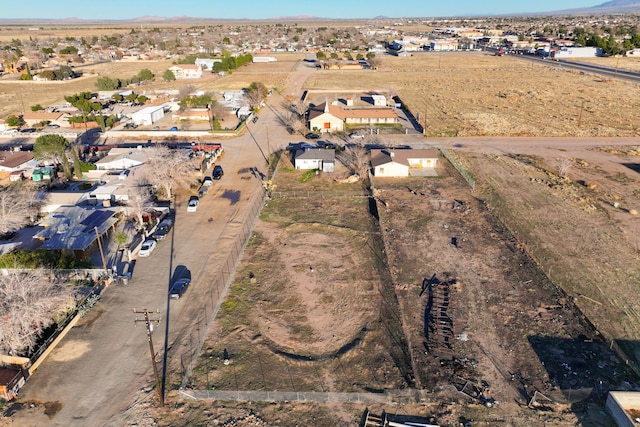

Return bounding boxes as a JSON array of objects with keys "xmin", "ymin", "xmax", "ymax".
[
  {"xmin": 308, "ymin": 102, "xmax": 346, "ymax": 133},
  {"xmin": 0, "ymin": 151, "xmax": 35, "ymax": 174},
  {"xmin": 169, "ymin": 64, "xmax": 203, "ymax": 79},
  {"xmin": 294, "ymin": 148, "xmax": 335, "ymax": 173},
  {"xmin": 371, "ymin": 149, "xmax": 439, "ymax": 177},
  {"xmin": 195, "ymin": 58, "xmax": 221, "ymax": 71},
  {"xmin": 308, "ymin": 101, "xmax": 399, "ymax": 133},
  {"xmin": 131, "ymin": 106, "xmax": 165, "ymax": 126},
  {"xmin": 94, "ymin": 147, "xmax": 149, "ymax": 171}
]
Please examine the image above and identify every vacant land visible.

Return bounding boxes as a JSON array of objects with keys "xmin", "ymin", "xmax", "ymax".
[
  {"xmin": 157, "ymin": 139, "xmax": 640, "ymax": 426},
  {"xmin": 304, "ymin": 51, "xmax": 640, "ymax": 137}
]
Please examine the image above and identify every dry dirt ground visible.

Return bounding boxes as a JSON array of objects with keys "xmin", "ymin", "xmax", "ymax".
[{"xmin": 148, "ymin": 143, "xmax": 640, "ymax": 426}]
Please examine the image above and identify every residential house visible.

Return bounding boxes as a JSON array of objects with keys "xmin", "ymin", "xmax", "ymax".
[
  {"xmin": 0, "ymin": 151, "xmax": 35, "ymax": 180},
  {"xmin": 22, "ymin": 111, "xmax": 70, "ymax": 128},
  {"xmin": 195, "ymin": 58, "xmax": 221, "ymax": 71},
  {"xmin": 294, "ymin": 148, "xmax": 335, "ymax": 173},
  {"xmin": 430, "ymin": 39, "xmax": 459, "ymax": 51},
  {"xmin": 94, "ymin": 147, "xmax": 149, "ymax": 171},
  {"xmin": 308, "ymin": 101, "xmax": 400, "ymax": 133},
  {"xmin": 172, "ymin": 108, "xmax": 211, "ymax": 122},
  {"xmin": 169, "ymin": 64, "xmax": 203, "ymax": 79},
  {"xmin": 34, "ymin": 206, "xmax": 120, "ymax": 257},
  {"xmin": 371, "ymin": 148, "xmax": 439, "ymax": 177}
]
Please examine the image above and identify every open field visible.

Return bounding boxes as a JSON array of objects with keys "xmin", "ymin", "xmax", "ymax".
[
  {"xmin": 304, "ymin": 51, "xmax": 640, "ymax": 137},
  {"xmin": 563, "ymin": 54, "xmax": 640, "ymax": 72}
]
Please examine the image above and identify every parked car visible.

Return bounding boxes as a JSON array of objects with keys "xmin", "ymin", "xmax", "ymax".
[
  {"xmin": 349, "ymin": 132, "xmax": 365, "ymax": 139},
  {"xmin": 20, "ymin": 128, "xmax": 36, "ymax": 133},
  {"xmin": 170, "ymin": 126, "xmax": 178, "ymax": 131},
  {"xmin": 252, "ymin": 115, "xmax": 259, "ymax": 124},
  {"xmin": 47, "ymin": 124, "xmax": 60, "ymax": 128},
  {"xmin": 202, "ymin": 176, "xmax": 213, "ymax": 186},
  {"xmin": 152, "ymin": 219, "xmax": 173, "ymax": 240},
  {"xmin": 212, "ymin": 165, "xmax": 224, "ymax": 180},
  {"xmin": 151, "ymin": 126, "xmax": 160, "ymax": 131},
  {"xmin": 169, "ymin": 278, "xmax": 191, "ymax": 299},
  {"xmin": 305, "ymin": 132, "xmax": 321, "ymax": 139},
  {"xmin": 138, "ymin": 239, "xmax": 157, "ymax": 257},
  {"xmin": 187, "ymin": 196, "xmax": 199, "ymax": 212}
]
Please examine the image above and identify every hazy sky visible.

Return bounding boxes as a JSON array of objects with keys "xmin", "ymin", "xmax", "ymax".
[{"xmin": 7, "ymin": 1, "xmax": 603, "ymax": 20}]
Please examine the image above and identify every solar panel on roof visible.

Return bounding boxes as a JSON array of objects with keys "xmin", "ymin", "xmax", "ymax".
[{"xmin": 80, "ymin": 210, "xmax": 115, "ymax": 233}]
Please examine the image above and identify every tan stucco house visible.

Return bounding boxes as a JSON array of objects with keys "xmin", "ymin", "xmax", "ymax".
[{"xmin": 371, "ymin": 148, "xmax": 439, "ymax": 177}]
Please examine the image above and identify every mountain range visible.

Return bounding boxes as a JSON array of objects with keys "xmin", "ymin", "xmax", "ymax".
[{"xmin": 0, "ymin": 0, "xmax": 639, "ymax": 24}]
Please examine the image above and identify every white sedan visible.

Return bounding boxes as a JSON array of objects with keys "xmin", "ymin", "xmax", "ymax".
[
  {"xmin": 187, "ymin": 196, "xmax": 199, "ymax": 212},
  {"xmin": 138, "ymin": 239, "xmax": 157, "ymax": 257}
]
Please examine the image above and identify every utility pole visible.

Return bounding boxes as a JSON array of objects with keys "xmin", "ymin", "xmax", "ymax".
[
  {"xmin": 133, "ymin": 309, "xmax": 163, "ymax": 407},
  {"xmin": 577, "ymin": 100, "xmax": 585, "ymax": 128},
  {"xmin": 265, "ymin": 125, "xmax": 270, "ymax": 165},
  {"xmin": 424, "ymin": 106, "xmax": 428, "ymax": 136},
  {"xmin": 94, "ymin": 226, "xmax": 108, "ymax": 275}
]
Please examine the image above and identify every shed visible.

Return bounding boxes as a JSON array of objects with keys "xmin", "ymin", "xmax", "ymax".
[
  {"xmin": 131, "ymin": 105, "xmax": 165, "ymax": 126},
  {"xmin": 371, "ymin": 94, "xmax": 387, "ymax": 106}
]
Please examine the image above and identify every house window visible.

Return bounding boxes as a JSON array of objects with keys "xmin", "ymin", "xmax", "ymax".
[{"xmin": 379, "ymin": 167, "xmax": 384, "ymax": 174}]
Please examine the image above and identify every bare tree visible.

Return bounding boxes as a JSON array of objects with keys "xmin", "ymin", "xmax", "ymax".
[
  {"xmin": 178, "ymin": 84, "xmax": 196, "ymax": 101},
  {"xmin": 0, "ymin": 182, "xmax": 47, "ymax": 235},
  {"xmin": 368, "ymin": 57, "xmax": 382, "ymax": 70},
  {"xmin": 0, "ymin": 269, "xmax": 74, "ymax": 356},
  {"xmin": 144, "ymin": 146, "xmax": 196, "ymax": 200},
  {"xmin": 210, "ymin": 102, "xmax": 227, "ymax": 122},
  {"xmin": 245, "ymin": 82, "xmax": 267, "ymax": 110},
  {"xmin": 291, "ymin": 99, "xmax": 309, "ymax": 118},
  {"xmin": 337, "ymin": 144, "xmax": 370, "ymax": 179},
  {"xmin": 124, "ymin": 175, "xmax": 154, "ymax": 233}
]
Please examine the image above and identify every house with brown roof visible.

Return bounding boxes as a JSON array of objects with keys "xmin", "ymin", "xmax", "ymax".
[
  {"xmin": 22, "ymin": 111, "xmax": 70, "ymax": 128},
  {"xmin": 308, "ymin": 101, "xmax": 399, "ymax": 133},
  {"xmin": 370, "ymin": 148, "xmax": 439, "ymax": 177},
  {"xmin": 0, "ymin": 151, "xmax": 36, "ymax": 180}
]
